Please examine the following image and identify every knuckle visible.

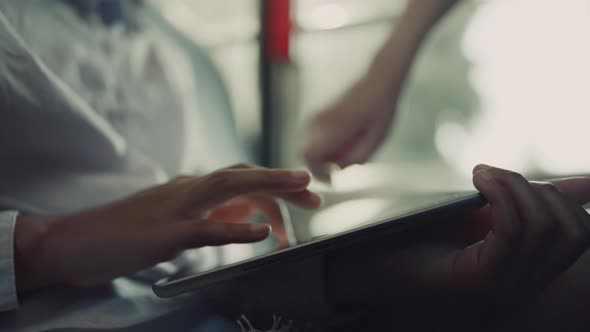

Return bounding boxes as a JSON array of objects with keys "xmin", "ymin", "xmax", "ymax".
[
  {"xmin": 252, "ymin": 170, "xmax": 282, "ymax": 187},
  {"xmin": 172, "ymin": 175, "xmax": 192, "ymax": 183},
  {"xmin": 230, "ymin": 163, "xmax": 253, "ymax": 169},
  {"xmin": 205, "ymin": 171, "xmax": 233, "ymax": 188},
  {"xmin": 502, "ymin": 170, "xmax": 527, "ymax": 184},
  {"xmin": 266, "ymin": 170, "xmax": 285, "ymax": 183},
  {"xmin": 538, "ymin": 182, "xmax": 561, "ymax": 195}
]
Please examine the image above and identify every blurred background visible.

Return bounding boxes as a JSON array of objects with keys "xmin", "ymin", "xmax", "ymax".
[
  {"xmin": 148, "ymin": 0, "xmax": 590, "ymax": 241},
  {"xmin": 149, "ymin": 0, "xmax": 590, "ymax": 173}
]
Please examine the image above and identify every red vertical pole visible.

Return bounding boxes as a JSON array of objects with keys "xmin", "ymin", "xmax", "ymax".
[
  {"xmin": 260, "ymin": 0, "xmax": 292, "ymax": 166},
  {"xmin": 264, "ymin": 0, "xmax": 291, "ymax": 63}
]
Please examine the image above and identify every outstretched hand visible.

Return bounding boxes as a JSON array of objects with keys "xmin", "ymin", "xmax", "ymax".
[
  {"xmin": 15, "ymin": 164, "xmax": 322, "ymax": 290},
  {"xmin": 303, "ymin": 77, "xmax": 398, "ymax": 181}
]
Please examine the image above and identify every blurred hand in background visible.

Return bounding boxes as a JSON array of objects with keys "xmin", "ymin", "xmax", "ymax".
[{"xmin": 304, "ymin": 0, "xmax": 459, "ymax": 180}]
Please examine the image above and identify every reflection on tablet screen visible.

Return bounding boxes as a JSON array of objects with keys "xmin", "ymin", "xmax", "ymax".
[{"xmin": 308, "ymin": 192, "xmax": 473, "ymax": 238}]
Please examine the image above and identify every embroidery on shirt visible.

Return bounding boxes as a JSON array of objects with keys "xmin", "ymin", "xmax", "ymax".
[{"xmin": 237, "ymin": 315, "xmax": 305, "ymax": 332}]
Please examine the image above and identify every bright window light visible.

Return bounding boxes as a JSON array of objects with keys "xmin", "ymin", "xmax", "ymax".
[
  {"xmin": 299, "ymin": 3, "xmax": 350, "ymax": 31},
  {"xmin": 438, "ymin": 0, "xmax": 590, "ymax": 176}
]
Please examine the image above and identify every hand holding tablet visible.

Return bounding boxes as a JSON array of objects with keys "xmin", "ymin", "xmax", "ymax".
[{"xmin": 325, "ymin": 165, "xmax": 590, "ymax": 329}]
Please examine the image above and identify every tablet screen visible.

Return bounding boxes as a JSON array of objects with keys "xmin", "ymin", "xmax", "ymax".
[{"xmin": 162, "ymin": 190, "xmax": 482, "ymax": 286}]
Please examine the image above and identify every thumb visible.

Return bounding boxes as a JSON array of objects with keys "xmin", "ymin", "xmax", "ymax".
[
  {"xmin": 179, "ymin": 223, "xmax": 271, "ymax": 248},
  {"xmin": 304, "ymin": 109, "xmax": 359, "ymax": 163},
  {"xmin": 550, "ymin": 177, "xmax": 590, "ymax": 205}
]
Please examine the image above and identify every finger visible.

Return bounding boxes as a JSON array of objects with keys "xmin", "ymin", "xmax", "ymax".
[
  {"xmin": 274, "ymin": 189, "xmax": 324, "ymax": 210},
  {"xmin": 224, "ymin": 163, "xmax": 256, "ymax": 170},
  {"xmin": 306, "ymin": 161, "xmax": 332, "ymax": 183},
  {"xmin": 246, "ymin": 195, "xmax": 289, "ymax": 248},
  {"xmin": 335, "ymin": 116, "xmax": 391, "ymax": 168},
  {"xmin": 530, "ymin": 182, "xmax": 590, "ymax": 283},
  {"xmin": 305, "ymin": 145, "xmax": 346, "ymax": 181},
  {"xmin": 179, "ymin": 222, "xmax": 271, "ymax": 248},
  {"xmin": 190, "ymin": 168, "xmax": 311, "ymax": 212},
  {"xmin": 209, "ymin": 189, "xmax": 322, "ymax": 220},
  {"xmin": 463, "ymin": 205, "xmax": 495, "ymax": 243},
  {"xmin": 209, "ymin": 194, "xmax": 291, "ymax": 248},
  {"xmin": 304, "ymin": 109, "xmax": 358, "ymax": 164},
  {"xmin": 550, "ymin": 177, "xmax": 590, "ymax": 205},
  {"xmin": 331, "ymin": 129, "xmax": 375, "ymax": 168},
  {"xmin": 456, "ymin": 168, "xmax": 521, "ymax": 286},
  {"xmin": 475, "ymin": 165, "xmax": 555, "ymax": 261},
  {"xmin": 552, "ymin": 178, "xmax": 590, "ymax": 233},
  {"xmin": 222, "ymin": 165, "xmax": 323, "ymax": 204},
  {"xmin": 208, "ymin": 199, "xmax": 256, "ymax": 223}
]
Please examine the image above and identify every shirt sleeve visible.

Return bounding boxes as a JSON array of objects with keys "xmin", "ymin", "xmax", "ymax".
[{"xmin": 0, "ymin": 211, "xmax": 18, "ymax": 311}]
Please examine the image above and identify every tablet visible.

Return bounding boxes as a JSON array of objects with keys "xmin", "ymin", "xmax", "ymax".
[{"xmin": 153, "ymin": 190, "xmax": 484, "ymax": 298}]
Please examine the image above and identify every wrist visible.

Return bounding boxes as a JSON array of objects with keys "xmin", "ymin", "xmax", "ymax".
[
  {"xmin": 366, "ymin": 0, "xmax": 458, "ymax": 91},
  {"xmin": 14, "ymin": 215, "xmax": 55, "ymax": 291}
]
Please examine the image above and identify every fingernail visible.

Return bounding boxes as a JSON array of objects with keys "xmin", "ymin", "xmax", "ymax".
[
  {"xmin": 249, "ymin": 224, "xmax": 271, "ymax": 236},
  {"xmin": 473, "ymin": 164, "xmax": 493, "ymax": 174},
  {"xmin": 475, "ymin": 169, "xmax": 493, "ymax": 185},
  {"xmin": 290, "ymin": 170, "xmax": 310, "ymax": 183}
]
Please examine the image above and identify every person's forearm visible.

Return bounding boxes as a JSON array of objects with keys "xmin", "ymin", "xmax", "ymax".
[{"xmin": 367, "ymin": 0, "xmax": 460, "ymax": 93}]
